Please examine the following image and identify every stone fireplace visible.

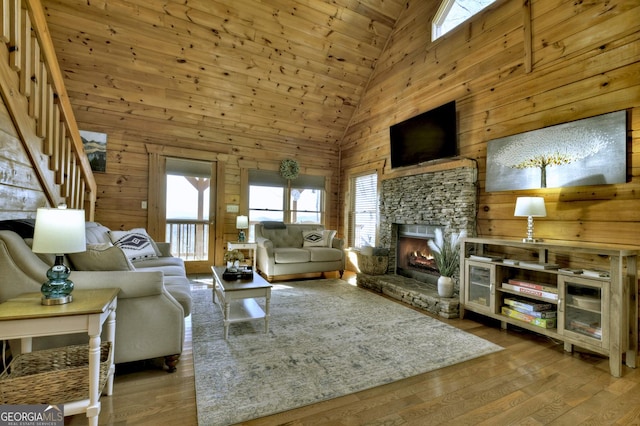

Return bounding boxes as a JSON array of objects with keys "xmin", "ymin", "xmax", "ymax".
[
  {"xmin": 356, "ymin": 160, "xmax": 478, "ymax": 318},
  {"xmin": 379, "ymin": 160, "xmax": 478, "ymax": 292}
]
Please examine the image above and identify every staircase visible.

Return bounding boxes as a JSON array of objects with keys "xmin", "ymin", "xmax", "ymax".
[{"xmin": 0, "ymin": 0, "xmax": 95, "ymax": 218}]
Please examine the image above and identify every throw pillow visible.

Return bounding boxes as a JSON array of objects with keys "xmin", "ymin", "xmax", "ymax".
[
  {"xmin": 108, "ymin": 228, "xmax": 158, "ymax": 262},
  {"xmin": 68, "ymin": 244, "xmax": 135, "ymax": 271},
  {"xmin": 324, "ymin": 230, "xmax": 337, "ymax": 247},
  {"xmin": 261, "ymin": 221, "xmax": 287, "ymax": 229},
  {"xmin": 302, "ymin": 230, "xmax": 327, "ymax": 247},
  {"xmin": 84, "ymin": 222, "xmax": 112, "ymax": 244}
]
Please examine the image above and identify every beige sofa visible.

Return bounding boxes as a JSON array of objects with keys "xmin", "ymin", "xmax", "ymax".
[
  {"xmin": 0, "ymin": 220, "xmax": 191, "ymax": 372},
  {"xmin": 255, "ymin": 222, "xmax": 345, "ymax": 281}
]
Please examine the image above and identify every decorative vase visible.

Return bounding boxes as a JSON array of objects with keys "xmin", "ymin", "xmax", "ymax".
[
  {"xmin": 437, "ymin": 276, "xmax": 454, "ymax": 298},
  {"xmin": 234, "ymin": 260, "xmax": 240, "ymax": 268},
  {"xmin": 226, "ymin": 261, "xmax": 233, "ymax": 269}
]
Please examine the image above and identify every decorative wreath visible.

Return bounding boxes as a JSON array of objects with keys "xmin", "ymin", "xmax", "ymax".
[{"xmin": 280, "ymin": 159, "xmax": 300, "ymax": 180}]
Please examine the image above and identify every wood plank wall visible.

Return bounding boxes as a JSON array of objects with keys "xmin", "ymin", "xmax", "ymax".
[
  {"xmin": 0, "ymin": 96, "xmax": 47, "ymax": 219},
  {"xmin": 2, "ymin": 0, "xmax": 637, "ymax": 267},
  {"xmin": 37, "ymin": 0, "xmax": 344, "ymax": 247},
  {"xmin": 340, "ymin": 0, "xmax": 640, "ymax": 253}
]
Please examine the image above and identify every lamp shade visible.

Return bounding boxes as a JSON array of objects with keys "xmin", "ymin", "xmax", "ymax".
[
  {"xmin": 32, "ymin": 207, "xmax": 86, "ymax": 254},
  {"xmin": 236, "ymin": 215, "xmax": 249, "ymax": 229},
  {"xmin": 514, "ymin": 197, "xmax": 546, "ymax": 217}
]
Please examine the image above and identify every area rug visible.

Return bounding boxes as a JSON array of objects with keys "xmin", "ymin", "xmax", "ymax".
[{"xmin": 192, "ymin": 279, "xmax": 502, "ymax": 425}]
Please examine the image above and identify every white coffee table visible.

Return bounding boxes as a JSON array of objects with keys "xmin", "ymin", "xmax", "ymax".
[{"xmin": 211, "ymin": 266, "xmax": 271, "ymax": 339}]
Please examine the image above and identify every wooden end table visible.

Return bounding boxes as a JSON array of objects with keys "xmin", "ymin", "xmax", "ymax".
[
  {"xmin": 211, "ymin": 265, "xmax": 271, "ymax": 339},
  {"xmin": 227, "ymin": 241, "xmax": 258, "ymax": 270},
  {"xmin": 0, "ymin": 288, "xmax": 119, "ymax": 426}
]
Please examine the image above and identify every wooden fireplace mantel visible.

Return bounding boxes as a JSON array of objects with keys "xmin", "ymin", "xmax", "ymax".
[{"xmin": 381, "ymin": 157, "xmax": 477, "ymax": 181}]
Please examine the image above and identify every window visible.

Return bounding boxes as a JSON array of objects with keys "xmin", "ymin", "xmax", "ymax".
[
  {"xmin": 249, "ymin": 170, "xmax": 325, "ymax": 236},
  {"xmin": 350, "ymin": 172, "xmax": 378, "ymax": 249},
  {"xmin": 249, "ymin": 185, "xmax": 284, "ymax": 223},
  {"xmin": 432, "ymin": 0, "xmax": 497, "ymax": 41}
]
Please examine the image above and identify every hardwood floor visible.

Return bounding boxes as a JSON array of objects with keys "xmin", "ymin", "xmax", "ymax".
[{"xmin": 67, "ymin": 274, "xmax": 640, "ymax": 425}]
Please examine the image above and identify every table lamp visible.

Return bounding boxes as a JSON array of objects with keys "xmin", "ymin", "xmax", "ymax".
[
  {"xmin": 514, "ymin": 197, "xmax": 546, "ymax": 243},
  {"xmin": 236, "ymin": 215, "xmax": 249, "ymax": 242},
  {"xmin": 32, "ymin": 206, "xmax": 86, "ymax": 305}
]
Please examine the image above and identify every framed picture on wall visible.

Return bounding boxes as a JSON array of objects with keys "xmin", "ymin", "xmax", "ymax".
[
  {"xmin": 80, "ymin": 130, "xmax": 107, "ymax": 173},
  {"xmin": 485, "ymin": 110, "xmax": 626, "ymax": 192}
]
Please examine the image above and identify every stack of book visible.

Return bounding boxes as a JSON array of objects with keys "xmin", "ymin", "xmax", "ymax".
[
  {"xmin": 502, "ymin": 297, "xmax": 557, "ymax": 329},
  {"xmin": 469, "ymin": 254, "xmax": 503, "ymax": 262},
  {"xmin": 501, "ymin": 278, "xmax": 558, "ymax": 301},
  {"xmin": 581, "ymin": 269, "xmax": 610, "ymax": 278},
  {"xmin": 568, "ymin": 315, "xmax": 602, "ymax": 339},
  {"xmin": 519, "ymin": 261, "xmax": 560, "ymax": 270}
]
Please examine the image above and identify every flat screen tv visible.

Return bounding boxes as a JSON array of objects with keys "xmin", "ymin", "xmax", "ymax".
[{"xmin": 389, "ymin": 100, "xmax": 457, "ymax": 169}]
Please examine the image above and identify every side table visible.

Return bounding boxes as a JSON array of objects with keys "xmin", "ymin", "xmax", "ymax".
[
  {"xmin": 0, "ymin": 288, "xmax": 119, "ymax": 426},
  {"xmin": 227, "ymin": 241, "xmax": 258, "ymax": 270}
]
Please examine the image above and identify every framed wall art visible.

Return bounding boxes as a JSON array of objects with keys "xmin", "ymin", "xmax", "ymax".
[
  {"xmin": 485, "ymin": 110, "xmax": 626, "ymax": 192},
  {"xmin": 80, "ymin": 130, "xmax": 107, "ymax": 173}
]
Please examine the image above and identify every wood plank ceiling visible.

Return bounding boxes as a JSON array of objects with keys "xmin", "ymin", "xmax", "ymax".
[{"xmin": 40, "ymin": 0, "xmax": 408, "ymax": 154}]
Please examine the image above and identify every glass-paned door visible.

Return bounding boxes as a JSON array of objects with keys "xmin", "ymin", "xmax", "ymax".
[{"xmin": 164, "ymin": 158, "xmax": 216, "ymax": 274}]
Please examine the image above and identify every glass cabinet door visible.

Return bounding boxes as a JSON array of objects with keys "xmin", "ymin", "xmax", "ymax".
[
  {"xmin": 558, "ymin": 275, "xmax": 609, "ymax": 349},
  {"xmin": 465, "ymin": 260, "xmax": 495, "ymax": 313}
]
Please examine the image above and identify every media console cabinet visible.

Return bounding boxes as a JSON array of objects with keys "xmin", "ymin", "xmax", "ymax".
[{"xmin": 459, "ymin": 237, "xmax": 638, "ymax": 377}]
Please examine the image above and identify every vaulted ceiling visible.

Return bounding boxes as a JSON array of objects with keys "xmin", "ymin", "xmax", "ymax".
[{"xmin": 41, "ymin": 0, "xmax": 408, "ymax": 153}]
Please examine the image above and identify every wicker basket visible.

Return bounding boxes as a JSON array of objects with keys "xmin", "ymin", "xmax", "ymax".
[
  {"xmin": 0, "ymin": 342, "xmax": 111, "ymax": 405},
  {"xmin": 356, "ymin": 252, "xmax": 389, "ymax": 275}
]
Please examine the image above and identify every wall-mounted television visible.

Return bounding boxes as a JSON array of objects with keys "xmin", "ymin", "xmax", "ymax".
[{"xmin": 389, "ymin": 100, "xmax": 457, "ymax": 169}]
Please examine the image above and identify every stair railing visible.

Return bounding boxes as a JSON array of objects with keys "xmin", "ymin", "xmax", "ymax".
[{"xmin": 0, "ymin": 0, "xmax": 96, "ymax": 219}]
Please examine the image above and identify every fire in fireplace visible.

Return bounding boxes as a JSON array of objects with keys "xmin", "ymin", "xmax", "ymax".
[
  {"xmin": 408, "ymin": 247, "xmax": 437, "ymax": 272},
  {"xmin": 395, "ymin": 224, "xmax": 440, "ymax": 283}
]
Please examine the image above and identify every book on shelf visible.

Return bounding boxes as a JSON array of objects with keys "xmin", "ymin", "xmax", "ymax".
[
  {"xmin": 501, "ymin": 282, "xmax": 558, "ymax": 300},
  {"xmin": 503, "ymin": 297, "xmax": 556, "ymax": 315},
  {"xmin": 568, "ymin": 318, "xmax": 602, "ymax": 339},
  {"xmin": 507, "ymin": 278, "xmax": 558, "ymax": 294},
  {"xmin": 510, "ymin": 306, "xmax": 556, "ymax": 319},
  {"xmin": 501, "ymin": 306, "xmax": 557, "ymax": 328},
  {"xmin": 519, "ymin": 261, "xmax": 560, "ymax": 270},
  {"xmin": 558, "ymin": 268, "xmax": 583, "ymax": 274},
  {"xmin": 581, "ymin": 269, "xmax": 610, "ymax": 278},
  {"xmin": 469, "ymin": 254, "xmax": 503, "ymax": 262}
]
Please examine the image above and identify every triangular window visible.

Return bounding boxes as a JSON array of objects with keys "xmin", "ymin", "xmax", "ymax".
[{"xmin": 432, "ymin": 0, "xmax": 497, "ymax": 41}]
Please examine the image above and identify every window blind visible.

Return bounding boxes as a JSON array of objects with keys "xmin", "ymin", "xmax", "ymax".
[
  {"xmin": 166, "ymin": 157, "xmax": 211, "ymax": 178},
  {"xmin": 249, "ymin": 169, "xmax": 325, "ymax": 189},
  {"xmin": 351, "ymin": 173, "xmax": 378, "ymax": 248}
]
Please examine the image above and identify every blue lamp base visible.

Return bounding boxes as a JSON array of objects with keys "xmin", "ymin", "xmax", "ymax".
[
  {"xmin": 41, "ymin": 255, "xmax": 74, "ymax": 305},
  {"xmin": 238, "ymin": 230, "xmax": 246, "ymax": 243}
]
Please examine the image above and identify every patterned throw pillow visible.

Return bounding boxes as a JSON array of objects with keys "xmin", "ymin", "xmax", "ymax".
[
  {"xmin": 108, "ymin": 228, "xmax": 158, "ymax": 262},
  {"xmin": 302, "ymin": 230, "xmax": 326, "ymax": 247}
]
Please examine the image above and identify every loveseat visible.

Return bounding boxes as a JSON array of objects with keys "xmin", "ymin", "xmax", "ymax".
[
  {"xmin": 0, "ymin": 220, "xmax": 191, "ymax": 372},
  {"xmin": 255, "ymin": 222, "xmax": 345, "ymax": 281}
]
